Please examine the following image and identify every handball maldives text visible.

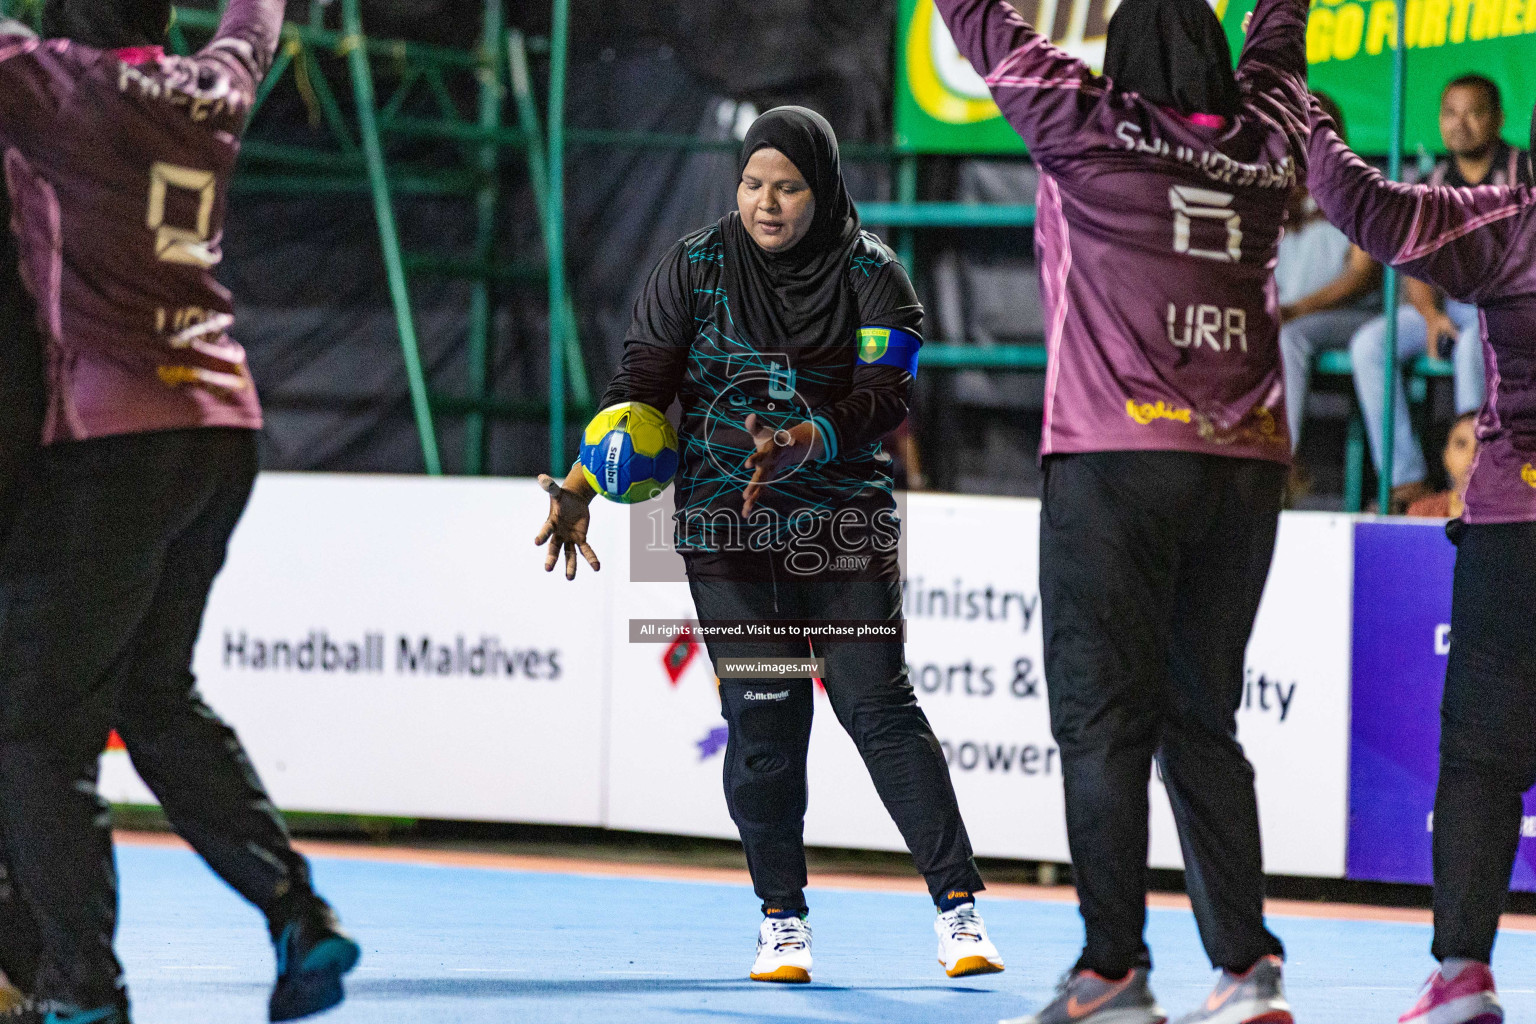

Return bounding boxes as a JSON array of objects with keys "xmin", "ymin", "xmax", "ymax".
[{"xmin": 221, "ymin": 630, "xmax": 562, "ymax": 680}]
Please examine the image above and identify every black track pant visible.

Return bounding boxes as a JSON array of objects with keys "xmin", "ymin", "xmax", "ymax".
[
  {"xmin": 0, "ymin": 831, "xmax": 40, "ymax": 995},
  {"xmin": 1040, "ymin": 451, "xmax": 1287, "ymax": 977},
  {"xmin": 1432, "ymin": 520, "xmax": 1536, "ymax": 964},
  {"xmin": 0, "ymin": 428, "xmax": 313, "ymax": 1012},
  {"xmin": 686, "ymin": 548, "xmax": 984, "ymax": 914}
]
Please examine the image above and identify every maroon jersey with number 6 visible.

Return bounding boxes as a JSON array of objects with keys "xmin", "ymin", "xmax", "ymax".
[
  {"xmin": 933, "ymin": 0, "xmax": 1310, "ymax": 463},
  {"xmin": 0, "ymin": 0, "xmax": 282, "ymax": 445}
]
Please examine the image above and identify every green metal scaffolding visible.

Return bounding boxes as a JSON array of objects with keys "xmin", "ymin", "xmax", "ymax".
[
  {"xmin": 0, "ymin": 0, "xmax": 599, "ymax": 477},
  {"xmin": 201, "ymin": 0, "xmax": 597, "ymax": 477},
  {"xmin": 0, "ymin": 1, "xmax": 1419, "ymax": 509}
]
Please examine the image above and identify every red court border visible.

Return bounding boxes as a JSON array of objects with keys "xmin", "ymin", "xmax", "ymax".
[{"xmin": 115, "ymin": 830, "xmax": 1536, "ymax": 933}]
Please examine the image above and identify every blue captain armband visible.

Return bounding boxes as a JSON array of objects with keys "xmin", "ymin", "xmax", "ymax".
[{"xmin": 856, "ymin": 326, "xmax": 922, "ymax": 376}]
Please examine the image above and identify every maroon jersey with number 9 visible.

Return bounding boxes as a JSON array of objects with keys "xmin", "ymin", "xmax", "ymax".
[{"xmin": 0, "ymin": 0, "xmax": 282, "ymax": 445}]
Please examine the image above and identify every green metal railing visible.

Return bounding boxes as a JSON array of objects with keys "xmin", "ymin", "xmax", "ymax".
[
  {"xmin": 0, "ymin": 0, "xmax": 595, "ymax": 477},
  {"xmin": 921, "ymin": 345, "xmax": 1451, "ymax": 513},
  {"xmin": 533, "ymin": 5, "xmax": 1418, "ymax": 512},
  {"xmin": 339, "ymin": 0, "xmax": 442, "ymax": 473},
  {"xmin": 4, "ymin": 2, "xmax": 1422, "ymax": 511},
  {"xmin": 547, "ymin": 0, "xmax": 571, "ymax": 472},
  {"xmin": 1377, "ymin": 0, "xmax": 1409, "ymax": 514},
  {"xmin": 465, "ymin": 0, "xmax": 506, "ymax": 473},
  {"xmin": 180, "ymin": 1, "xmax": 525, "ymax": 476}
]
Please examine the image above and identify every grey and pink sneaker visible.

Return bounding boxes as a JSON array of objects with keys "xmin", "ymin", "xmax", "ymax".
[
  {"xmin": 1172, "ymin": 955, "xmax": 1292, "ymax": 1024},
  {"xmin": 1399, "ymin": 963, "xmax": 1502, "ymax": 1024},
  {"xmin": 999, "ymin": 967, "xmax": 1166, "ymax": 1024}
]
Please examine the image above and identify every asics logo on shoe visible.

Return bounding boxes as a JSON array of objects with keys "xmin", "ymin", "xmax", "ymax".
[{"xmin": 1066, "ymin": 976, "xmax": 1131, "ymax": 1018}]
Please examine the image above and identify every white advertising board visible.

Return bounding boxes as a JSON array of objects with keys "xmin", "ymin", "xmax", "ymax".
[
  {"xmin": 102, "ymin": 474, "xmax": 612, "ymax": 827},
  {"xmin": 99, "ymin": 475, "xmax": 1351, "ymax": 878},
  {"xmin": 603, "ymin": 494, "xmax": 1354, "ymax": 877}
]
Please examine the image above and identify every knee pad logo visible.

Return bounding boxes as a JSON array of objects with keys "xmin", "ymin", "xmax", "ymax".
[{"xmin": 744, "ymin": 689, "xmax": 791, "ymax": 702}]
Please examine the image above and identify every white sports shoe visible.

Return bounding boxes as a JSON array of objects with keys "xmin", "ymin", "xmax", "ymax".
[
  {"xmin": 750, "ymin": 915, "xmax": 813, "ymax": 983},
  {"xmin": 936, "ymin": 902, "xmax": 1005, "ymax": 978}
]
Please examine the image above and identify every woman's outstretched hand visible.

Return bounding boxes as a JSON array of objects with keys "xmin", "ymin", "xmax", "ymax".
[
  {"xmin": 742, "ymin": 413, "xmax": 823, "ymax": 516},
  {"xmin": 535, "ymin": 467, "xmax": 601, "ymax": 580}
]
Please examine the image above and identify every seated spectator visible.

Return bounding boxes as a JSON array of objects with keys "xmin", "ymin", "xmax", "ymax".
[
  {"xmin": 1278, "ymin": 92, "xmax": 1380, "ymax": 454},
  {"xmin": 1406, "ymin": 412, "xmax": 1478, "ymax": 519},
  {"xmin": 1349, "ymin": 74, "xmax": 1530, "ymax": 511}
]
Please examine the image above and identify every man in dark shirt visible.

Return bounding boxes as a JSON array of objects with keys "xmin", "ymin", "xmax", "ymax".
[
  {"xmin": 0, "ymin": 3, "xmax": 358, "ymax": 1022},
  {"xmin": 1347, "ymin": 74, "xmax": 1532, "ymax": 510}
]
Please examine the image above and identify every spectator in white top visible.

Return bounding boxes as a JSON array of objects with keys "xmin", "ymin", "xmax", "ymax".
[
  {"xmin": 1278, "ymin": 93, "xmax": 1380, "ymax": 455},
  {"xmin": 1347, "ymin": 74, "xmax": 1530, "ymax": 511}
]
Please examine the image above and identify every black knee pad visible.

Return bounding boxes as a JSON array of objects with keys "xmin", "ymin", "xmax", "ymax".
[
  {"xmin": 731, "ymin": 729, "xmax": 807, "ymax": 824},
  {"xmin": 732, "ymin": 758, "xmax": 806, "ymax": 824},
  {"xmin": 724, "ymin": 685, "xmax": 811, "ymax": 825}
]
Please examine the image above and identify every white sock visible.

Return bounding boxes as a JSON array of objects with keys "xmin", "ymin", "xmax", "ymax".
[{"xmin": 1440, "ymin": 958, "xmax": 1481, "ymax": 982}]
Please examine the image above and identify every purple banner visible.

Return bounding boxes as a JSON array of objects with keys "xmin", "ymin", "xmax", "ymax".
[{"xmin": 1348, "ymin": 520, "xmax": 1536, "ymax": 888}]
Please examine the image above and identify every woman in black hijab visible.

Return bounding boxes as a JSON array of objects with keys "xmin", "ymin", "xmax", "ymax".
[{"xmin": 535, "ymin": 107, "xmax": 1004, "ymax": 984}]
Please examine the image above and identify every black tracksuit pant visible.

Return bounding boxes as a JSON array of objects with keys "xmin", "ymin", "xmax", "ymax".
[
  {"xmin": 1039, "ymin": 451, "xmax": 1287, "ymax": 977},
  {"xmin": 0, "ymin": 428, "xmax": 314, "ymax": 1013},
  {"xmin": 686, "ymin": 545, "xmax": 984, "ymax": 914},
  {"xmin": 1432, "ymin": 520, "xmax": 1536, "ymax": 964}
]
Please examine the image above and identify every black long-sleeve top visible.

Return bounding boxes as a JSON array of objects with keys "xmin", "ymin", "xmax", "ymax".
[{"xmin": 600, "ymin": 222, "xmax": 923, "ymax": 551}]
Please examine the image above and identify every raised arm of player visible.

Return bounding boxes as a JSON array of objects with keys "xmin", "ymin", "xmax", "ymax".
[
  {"xmin": 930, "ymin": 0, "xmax": 1100, "ymax": 161},
  {"xmin": 934, "ymin": 0, "xmax": 1308, "ymax": 164},
  {"xmin": 1308, "ymin": 98, "xmax": 1533, "ymax": 305},
  {"xmin": 1233, "ymin": 0, "xmax": 1310, "ymax": 131},
  {"xmin": 195, "ymin": 0, "xmax": 286, "ymax": 121}
]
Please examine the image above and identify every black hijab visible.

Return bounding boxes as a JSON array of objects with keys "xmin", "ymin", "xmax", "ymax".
[
  {"xmin": 43, "ymin": 0, "xmax": 170, "ymax": 49},
  {"xmin": 1104, "ymin": 0, "xmax": 1241, "ymax": 118},
  {"xmin": 723, "ymin": 106, "xmax": 863, "ymax": 355}
]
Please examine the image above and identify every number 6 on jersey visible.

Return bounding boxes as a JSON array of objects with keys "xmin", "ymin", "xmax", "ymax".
[{"xmin": 1170, "ymin": 185, "xmax": 1242, "ymax": 263}]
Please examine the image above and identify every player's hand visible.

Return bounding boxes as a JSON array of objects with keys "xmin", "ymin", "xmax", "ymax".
[
  {"xmin": 535, "ymin": 470, "xmax": 600, "ymax": 580},
  {"xmin": 741, "ymin": 414, "xmax": 823, "ymax": 516},
  {"xmin": 1426, "ymin": 311, "xmax": 1458, "ymax": 359}
]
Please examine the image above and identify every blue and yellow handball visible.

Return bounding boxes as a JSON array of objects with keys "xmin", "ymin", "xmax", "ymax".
[{"xmin": 579, "ymin": 402, "xmax": 680, "ymax": 503}]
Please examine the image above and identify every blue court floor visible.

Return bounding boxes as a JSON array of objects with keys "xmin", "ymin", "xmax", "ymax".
[{"xmin": 113, "ymin": 841, "xmax": 1536, "ymax": 1024}]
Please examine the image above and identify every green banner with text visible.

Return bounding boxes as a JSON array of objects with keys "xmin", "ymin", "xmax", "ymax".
[{"xmin": 894, "ymin": 0, "xmax": 1536, "ymax": 155}]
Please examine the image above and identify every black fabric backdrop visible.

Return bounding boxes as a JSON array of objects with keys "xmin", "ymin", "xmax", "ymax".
[
  {"xmin": 10, "ymin": 1, "xmax": 1360, "ymax": 497},
  {"xmin": 216, "ymin": 0, "xmax": 901, "ymax": 475}
]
